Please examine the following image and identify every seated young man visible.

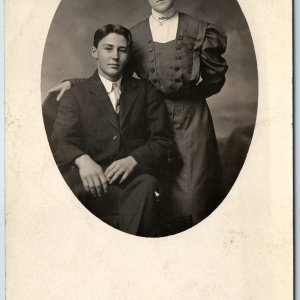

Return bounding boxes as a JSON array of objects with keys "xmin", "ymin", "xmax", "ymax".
[{"xmin": 51, "ymin": 24, "xmax": 174, "ymax": 237}]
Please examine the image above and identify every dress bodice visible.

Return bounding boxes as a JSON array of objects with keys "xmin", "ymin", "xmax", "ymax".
[
  {"xmin": 152, "ymin": 40, "xmax": 177, "ymax": 95},
  {"xmin": 130, "ymin": 12, "xmax": 228, "ymax": 99}
]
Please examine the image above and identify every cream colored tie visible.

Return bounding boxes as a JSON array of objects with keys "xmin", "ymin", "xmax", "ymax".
[{"xmin": 112, "ymin": 82, "xmax": 121, "ymax": 114}]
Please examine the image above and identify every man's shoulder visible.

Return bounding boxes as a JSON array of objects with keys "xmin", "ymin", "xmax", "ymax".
[
  {"xmin": 124, "ymin": 75, "xmax": 151, "ymax": 90},
  {"xmin": 123, "ymin": 76, "xmax": 159, "ymax": 99},
  {"xmin": 76, "ymin": 72, "xmax": 96, "ymax": 86},
  {"xmin": 70, "ymin": 72, "xmax": 98, "ymax": 94}
]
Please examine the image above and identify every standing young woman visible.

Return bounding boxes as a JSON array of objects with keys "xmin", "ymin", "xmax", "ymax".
[{"xmin": 129, "ymin": 0, "xmax": 228, "ymax": 226}]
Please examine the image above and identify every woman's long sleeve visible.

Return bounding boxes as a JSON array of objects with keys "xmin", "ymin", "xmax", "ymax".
[{"xmin": 198, "ymin": 23, "xmax": 228, "ymax": 98}]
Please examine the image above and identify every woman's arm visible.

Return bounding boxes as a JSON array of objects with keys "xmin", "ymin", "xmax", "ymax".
[
  {"xmin": 198, "ymin": 23, "xmax": 228, "ymax": 98},
  {"xmin": 47, "ymin": 78, "xmax": 85, "ymax": 101}
]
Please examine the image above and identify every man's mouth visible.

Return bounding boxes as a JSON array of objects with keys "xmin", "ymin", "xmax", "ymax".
[{"xmin": 108, "ymin": 64, "xmax": 120, "ymax": 68}]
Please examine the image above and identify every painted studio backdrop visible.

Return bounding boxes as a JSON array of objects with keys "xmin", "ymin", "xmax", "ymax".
[{"xmin": 41, "ymin": 0, "xmax": 258, "ymax": 199}]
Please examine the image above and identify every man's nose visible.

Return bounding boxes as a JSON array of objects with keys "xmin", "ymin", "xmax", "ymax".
[{"xmin": 111, "ymin": 49, "xmax": 119, "ymax": 60}]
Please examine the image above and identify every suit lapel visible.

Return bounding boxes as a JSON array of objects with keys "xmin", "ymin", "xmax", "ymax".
[
  {"xmin": 88, "ymin": 71, "xmax": 119, "ymax": 129},
  {"xmin": 119, "ymin": 76, "xmax": 138, "ymax": 127}
]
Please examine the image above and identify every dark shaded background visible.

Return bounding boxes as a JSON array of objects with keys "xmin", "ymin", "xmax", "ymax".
[{"xmin": 41, "ymin": 0, "xmax": 258, "ymax": 193}]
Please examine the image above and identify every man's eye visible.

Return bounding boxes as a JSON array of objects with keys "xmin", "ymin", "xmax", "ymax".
[
  {"xmin": 120, "ymin": 49, "xmax": 128, "ymax": 53},
  {"xmin": 105, "ymin": 47, "xmax": 112, "ymax": 51}
]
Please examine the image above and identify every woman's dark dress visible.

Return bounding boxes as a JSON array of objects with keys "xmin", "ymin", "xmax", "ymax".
[{"xmin": 129, "ymin": 12, "xmax": 228, "ymax": 224}]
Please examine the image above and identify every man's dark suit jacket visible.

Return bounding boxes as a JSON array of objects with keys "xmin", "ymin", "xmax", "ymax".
[{"xmin": 51, "ymin": 71, "xmax": 174, "ymax": 176}]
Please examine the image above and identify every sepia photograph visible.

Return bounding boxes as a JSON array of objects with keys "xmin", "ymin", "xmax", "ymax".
[
  {"xmin": 5, "ymin": 0, "xmax": 293, "ymax": 298},
  {"xmin": 41, "ymin": 0, "xmax": 258, "ymax": 237}
]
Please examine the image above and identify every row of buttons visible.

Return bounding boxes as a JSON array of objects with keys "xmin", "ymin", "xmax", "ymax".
[
  {"xmin": 145, "ymin": 38, "xmax": 183, "ymax": 87},
  {"xmin": 152, "ymin": 78, "xmax": 181, "ymax": 84},
  {"xmin": 145, "ymin": 40, "xmax": 160, "ymax": 85},
  {"xmin": 174, "ymin": 37, "xmax": 183, "ymax": 89},
  {"xmin": 143, "ymin": 54, "xmax": 182, "ymax": 61},
  {"xmin": 146, "ymin": 43, "xmax": 191, "ymax": 52},
  {"xmin": 148, "ymin": 55, "xmax": 182, "ymax": 61},
  {"xmin": 146, "ymin": 36, "xmax": 193, "ymax": 50},
  {"xmin": 177, "ymin": 36, "xmax": 195, "ymax": 50},
  {"xmin": 149, "ymin": 66, "xmax": 181, "ymax": 73}
]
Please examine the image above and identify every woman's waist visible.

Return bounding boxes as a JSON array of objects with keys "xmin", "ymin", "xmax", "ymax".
[{"xmin": 159, "ymin": 84, "xmax": 202, "ymax": 100}]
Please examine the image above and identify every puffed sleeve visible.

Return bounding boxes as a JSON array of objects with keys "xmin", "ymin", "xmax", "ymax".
[{"xmin": 198, "ymin": 23, "xmax": 228, "ymax": 98}]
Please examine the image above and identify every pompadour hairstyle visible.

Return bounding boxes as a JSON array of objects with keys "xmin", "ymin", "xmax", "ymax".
[{"xmin": 93, "ymin": 24, "xmax": 132, "ymax": 49}]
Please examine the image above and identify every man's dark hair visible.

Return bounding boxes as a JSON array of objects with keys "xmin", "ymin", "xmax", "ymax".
[{"xmin": 93, "ymin": 24, "xmax": 132, "ymax": 48}]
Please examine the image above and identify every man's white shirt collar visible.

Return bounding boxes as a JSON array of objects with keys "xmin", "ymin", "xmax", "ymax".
[
  {"xmin": 98, "ymin": 74, "xmax": 122, "ymax": 111},
  {"xmin": 98, "ymin": 73, "xmax": 122, "ymax": 94}
]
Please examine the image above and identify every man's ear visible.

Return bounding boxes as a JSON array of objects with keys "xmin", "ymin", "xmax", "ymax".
[{"xmin": 91, "ymin": 46, "xmax": 98, "ymax": 59}]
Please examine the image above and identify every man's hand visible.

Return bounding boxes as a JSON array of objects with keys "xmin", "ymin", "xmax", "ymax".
[
  {"xmin": 47, "ymin": 81, "xmax": 71, "ymax": 102},
  {"xmin": 75, "ymin": 154, "xmax": 108, "ymax": 197},
  {"xmin": 105, "ymin": 156, "xmax": 138, "ymax": 184}
]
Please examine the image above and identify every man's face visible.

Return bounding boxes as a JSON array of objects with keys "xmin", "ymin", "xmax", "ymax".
[
  {"xmin": 91, "ymin": 33, "xmax": 129, "ymax": 81},
  {"xmin": 148, "ymin": 0, "xmax": 174, "ymax": 13}
]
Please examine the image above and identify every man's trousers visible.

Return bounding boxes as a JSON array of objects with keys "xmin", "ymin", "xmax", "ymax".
[{"xmin": 62, "ymin": 166, "xmax": 161, "ymax": 237}]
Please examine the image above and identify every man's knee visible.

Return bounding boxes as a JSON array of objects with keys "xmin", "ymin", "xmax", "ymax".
[
  {"xmin": 134, "ymin": 173, "xmax": 159, "ymax": 190},
  {"xmin": 61, "ymin": 166, "xmax": 85, "ymax": 198}
]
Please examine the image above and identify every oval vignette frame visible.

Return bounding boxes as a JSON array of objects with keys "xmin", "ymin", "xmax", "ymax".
[{"xmin": 41, "ymin": 0, "xmax": 258, "ymax": 237}]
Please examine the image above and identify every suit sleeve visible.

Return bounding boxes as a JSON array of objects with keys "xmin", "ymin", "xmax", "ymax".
[
  {"xmin": 129, "ymin": 84, "xmax": 175, "ymax": 172},
  {"xmin": 51, "ymin": 89, "xmax": 85, "ymax": 167},
  {"xmin": 198, "ymin": 23, "xmax": 228, "ymax": 98}
]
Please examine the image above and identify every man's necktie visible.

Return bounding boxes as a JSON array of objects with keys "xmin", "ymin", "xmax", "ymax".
[{"xmin": 112, "ymin": 82, "xmax": 121, "ymax": 114}]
